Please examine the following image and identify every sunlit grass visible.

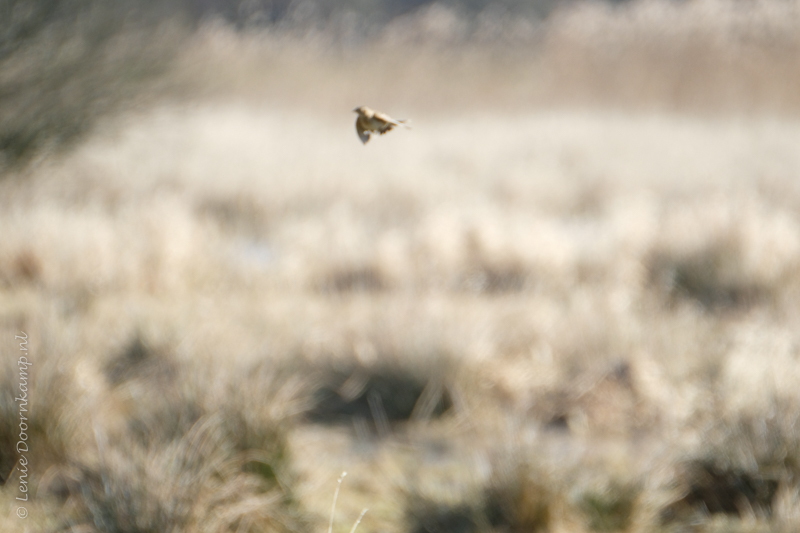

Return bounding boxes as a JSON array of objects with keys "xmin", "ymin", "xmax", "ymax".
[{"xmin": 3, "ymin": 2, "xmax": 800, "ymax": 531}]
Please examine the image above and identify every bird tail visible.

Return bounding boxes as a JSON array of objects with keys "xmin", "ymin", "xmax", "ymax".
[{"xmin": 396, "ymin": 119, "xmax": 411, "ymax": 129}]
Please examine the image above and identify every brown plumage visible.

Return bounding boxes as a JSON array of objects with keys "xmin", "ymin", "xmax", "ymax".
[{"xmin": 353, "ymin": 106, "xmax": 409, "ymax": 144}]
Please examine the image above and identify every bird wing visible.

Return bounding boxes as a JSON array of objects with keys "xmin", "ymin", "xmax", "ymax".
[
  {"xmin": 373, "ymin": 112, "xmax": 399, "ymax": 126},
  {"xmin": 377, "ymin": 124, "xmax": 396, "ymax": 135},
  {"xmin": 355, "ymin": 117, "xmax": 370, "ymax": 144},
  {"xmin": 376, "ymin": 113, "xmax": 410, "ymax": 132}
]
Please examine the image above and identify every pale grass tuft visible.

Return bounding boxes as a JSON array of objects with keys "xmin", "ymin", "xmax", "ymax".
[
  {"xmin": 329, "ymin": 472, "xmax": 347, "ymax": 533},
  {"xmin": 328, "ymin": 471, "xmax": 368, "ymax": 533}
]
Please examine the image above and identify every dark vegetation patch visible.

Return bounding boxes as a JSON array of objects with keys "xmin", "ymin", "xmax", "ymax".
[
  {"xmin": 196, "ymin": 194, "xmax": 271, "ymax": 237},
  {"xmin": 185, "ymin": 0, "xmax": 568, "ymax": 29},
  {"xmin": 405, "ymin": 457, "xmax": 558, "ymax": 533},
  {"xmin": 305, "ymin": 357, "xmax": 454, "ymax": 433},
  {"xmin": 0, "ymin": 248, "xmax": 43, "ymax": 287},
  {"xmin": 407, "ymin": 498, "xmax": 483, "ymax": 533},
  {"xmin": 662, "ymin": 401, "xmax": 800, "ymax": 525},
  {"xmin": 320, "ymin": 265, "xmax": 389, "ymax": 293},
  {"xmin": 484, "ymin": 473, "xmax": 553, "ymax": 533},
  {"xmin": 12, "ymin": 249, "xmax": 41, "ymax": 283},
  {"xmin": 460, "ymin": 263, "xmax": 529, "ymax": 294},
  {"xmin": 661, "ymin": 460, "xmax": 779, "ymax": 522},
  {"xmin": 577, "ymin": 481, "xmax": 639, "ymax": 532},
  {"xmin": 104, "ymin": 333, "xmax": 178, "ymax": 386},
  {"xmin": 647, "ymin": 237, "xmax": 771, "ymax": 312}
]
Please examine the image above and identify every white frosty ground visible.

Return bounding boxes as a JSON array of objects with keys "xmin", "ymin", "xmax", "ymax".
[{"xmin": 10, "ymin": 105, "xmax": 800, "ymax": 294}]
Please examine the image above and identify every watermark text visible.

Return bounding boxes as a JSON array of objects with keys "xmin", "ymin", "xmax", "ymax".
[{"xmin": 14, "ymin": 331, "xmax": 31, "ymax": 518}]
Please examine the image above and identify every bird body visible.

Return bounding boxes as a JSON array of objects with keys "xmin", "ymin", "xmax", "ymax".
[{"xmin": 353, "ymin": 106, "xmax": 409, "ymax": 144}]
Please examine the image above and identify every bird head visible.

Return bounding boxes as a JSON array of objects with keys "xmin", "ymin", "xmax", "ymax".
[{"xmin": 353, "ymin": 106, "xmax": 369, "ymax": 116}]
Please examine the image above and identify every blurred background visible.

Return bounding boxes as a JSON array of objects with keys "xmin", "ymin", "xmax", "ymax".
[{"xmin": 2, "ymin": 0, "xmax": 800, "ymax": 532}]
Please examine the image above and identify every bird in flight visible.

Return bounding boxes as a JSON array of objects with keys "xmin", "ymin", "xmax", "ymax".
[{"xmin": 353, "ymin": 106, "xmax": 409, "ymax": 144}]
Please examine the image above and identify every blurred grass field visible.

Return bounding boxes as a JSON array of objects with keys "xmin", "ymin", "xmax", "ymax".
[{"xmin": 3, "ymin": 1, "xmax": 800, "ymax": 532}]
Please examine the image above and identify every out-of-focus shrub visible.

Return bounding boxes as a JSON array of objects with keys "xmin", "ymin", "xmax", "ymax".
[{"xmin": 0, "ymin": 0, "xmax": 188, "ymax": 171}]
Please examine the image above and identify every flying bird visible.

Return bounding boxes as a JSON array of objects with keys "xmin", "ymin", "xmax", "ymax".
[{"xmin": 353, "ymin": 106, "xmax": 409, "ymax": 144}]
